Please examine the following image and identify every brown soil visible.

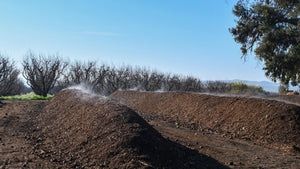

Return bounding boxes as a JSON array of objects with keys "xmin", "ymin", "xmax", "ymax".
[
  {"xmin": 1, "ymin": 90, "xmax": 299, "ymax": 168},
  {"xmin": 0, "ymin": 100, "xmax": 49, "ymax": 168},
  {"xmin": 110, "ymin": 91, "xmax": 300, "ymax": 152},
  {"xmin": 110, "ymin": 91, "xmax": 300, "ymax": 168},
  {"xmin": 0, "ymin": 90, "xmax": 228, "ymax": 169}
]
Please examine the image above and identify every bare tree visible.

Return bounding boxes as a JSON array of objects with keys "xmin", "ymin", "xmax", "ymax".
[
  {"xmin": 138, "ymin": 68, "xmax": 150, "ymax": 91},
  {"xmin": 117, "ymin": 66, "xmax": 134, "ymax": 90},
  {"xmin": 147, "ymin": 71, "xmax": 164, "ymax": 91},
  {"xmin": 0, "ymin": 55, "xmax": 23, "ymax": 96},
  {"xmin": 181, "ymin": 76, "xmax": 203, "ymax": 92},
  {"xmin": 68, "ymin": 61, "xmax": 99, "ymax": 87},
  {"xmin": 164, "ymin": 74, "xmax": 182, "ymax": 91},
  {"xmin": 205, "ymin": 81, "xmax": 231, "ymax": 93},
  {"xmin": 104, "ymin": 67, "xmax": 123, "ymax": 95},
  {"xmin": 93, "ymin": 64, "xmax": 110, "ymax": 93},
  {"xmin": 44, "ymin": 60, "xmax": 221, "ymax": 95},
  {"xmin": 9, "ymin": 78, "xmax": 26, "ymax": 95},
  {"xmin": 22, "ymin": 52, "xmax": 67, "ymax": 97}
]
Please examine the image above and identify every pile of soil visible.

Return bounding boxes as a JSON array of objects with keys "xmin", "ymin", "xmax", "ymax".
[
  {"xmin": 0, "ymin": 100, "xmax": 49, "ymax": 168},
  {"xmin": 1, "ymin": 90, "xmax": 299, "ymax": 168},
  {"xmin": 29, "ymin": 89, "xmax": 227, "ymax": 168},
  {"xmin": 110, "ymin": 91, "xmax": 300, "ymax": 152}
]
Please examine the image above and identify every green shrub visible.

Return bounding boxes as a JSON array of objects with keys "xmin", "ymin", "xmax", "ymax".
[{"xmin": 230, "ymin": 82, "xmax": 265, "ymax": 94}]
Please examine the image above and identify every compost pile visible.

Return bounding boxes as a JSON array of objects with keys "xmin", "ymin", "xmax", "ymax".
[
  {"xmin": 1, "ymin": 89, "xmax": 299, "ymax": 168},
  {"xmin": 110, "ymin": 91, "xmax": 300, "ymax": 152},
  {"xmin": 29, "ymin": 89, "xmax": 225, "ymax": 168}
]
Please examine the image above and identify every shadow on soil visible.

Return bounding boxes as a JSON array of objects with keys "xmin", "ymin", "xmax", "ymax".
[{"xmin": 148, "ymin": 137, "xmax": 231, "ymax": 169}]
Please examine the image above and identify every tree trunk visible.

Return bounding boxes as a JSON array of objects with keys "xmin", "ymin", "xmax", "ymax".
[
  {"xmin": 42, "ymin": 92, "xmax": 48, "ymax": 97},
  {"xmin": 0, "ymin": 100, "xmax": 4, "ymax": 107}
]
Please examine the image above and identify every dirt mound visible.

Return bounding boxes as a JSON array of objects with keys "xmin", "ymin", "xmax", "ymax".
[
  {"xmin": 29, "ymin": 89, "xmax": 227, "ymax": 168},
  {"xmin": 110, "ymin": 91, "xmax": 300, "ymax": 152},
  {"xmin": 0, "ymin": 100, "xmax": 50, "ymax": 168}
]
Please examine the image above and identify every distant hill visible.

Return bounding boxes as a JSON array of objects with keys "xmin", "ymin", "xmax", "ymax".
[{"xmin": 224, "ymin": 79, "xmax": 299, "ymax": 93}]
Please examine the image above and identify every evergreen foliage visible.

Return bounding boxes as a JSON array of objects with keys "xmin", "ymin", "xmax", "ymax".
[{"xmin": 230, "ymin": 0, "xmax": 300, "ymax": 86}]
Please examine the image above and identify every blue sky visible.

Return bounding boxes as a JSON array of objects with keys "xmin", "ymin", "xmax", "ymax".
[{"xmin": 0, "ymin": 0, "xmax": 271, "ymax": 82}]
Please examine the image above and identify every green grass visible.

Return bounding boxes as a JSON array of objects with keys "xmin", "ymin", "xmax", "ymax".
[{"xmin": 0, "ymin": 92, "xmax": 53, "ymax": 100}]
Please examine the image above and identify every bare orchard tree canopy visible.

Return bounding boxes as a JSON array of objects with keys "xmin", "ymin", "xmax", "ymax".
[
  {"xmin": 68, "ymin": 61, "xmax": 99, "ymax": 87},
  {"xmin": 22, "ymin": 52, "xmax": 68, "ymax": 97},
  {"xmin": 0, "ymin": 55, "xmax": 23, "ymax": 96}
]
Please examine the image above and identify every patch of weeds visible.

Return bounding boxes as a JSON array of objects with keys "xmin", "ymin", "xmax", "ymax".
[{"xmin": 0, "ymin": 92, "xmax": 53, "ymax": 100}]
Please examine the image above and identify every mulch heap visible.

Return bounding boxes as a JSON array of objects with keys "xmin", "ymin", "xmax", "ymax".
[
  {"xmin": 32, "ymin": 89, "xmax": 227, "ymax": 168},
  {"xmin": 110, "ymin": 91, "xmax": 300, "ymax": 152}
]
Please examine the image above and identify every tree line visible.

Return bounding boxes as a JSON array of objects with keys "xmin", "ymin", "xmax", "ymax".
[{"xmin": 0, "ymin": 52, "xmax": 268, "ymax": 97}]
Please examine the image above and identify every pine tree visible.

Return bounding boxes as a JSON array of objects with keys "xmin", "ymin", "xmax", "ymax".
[{"xmin": 230, "ymin": 0, "xmax": 300, "ymax": 85}]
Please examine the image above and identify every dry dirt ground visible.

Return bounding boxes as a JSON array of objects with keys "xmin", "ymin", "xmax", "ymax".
[
  {"xmin": 110, "ymin": 91, "xmax": 300, "ymax": 168},
  {"xmin": 0, "ymin": 89, "xmax": 299, "ymax": 168},
  {"xmin": 0, "ymin": 90, "xmax": 227, "ymax": 169}
]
